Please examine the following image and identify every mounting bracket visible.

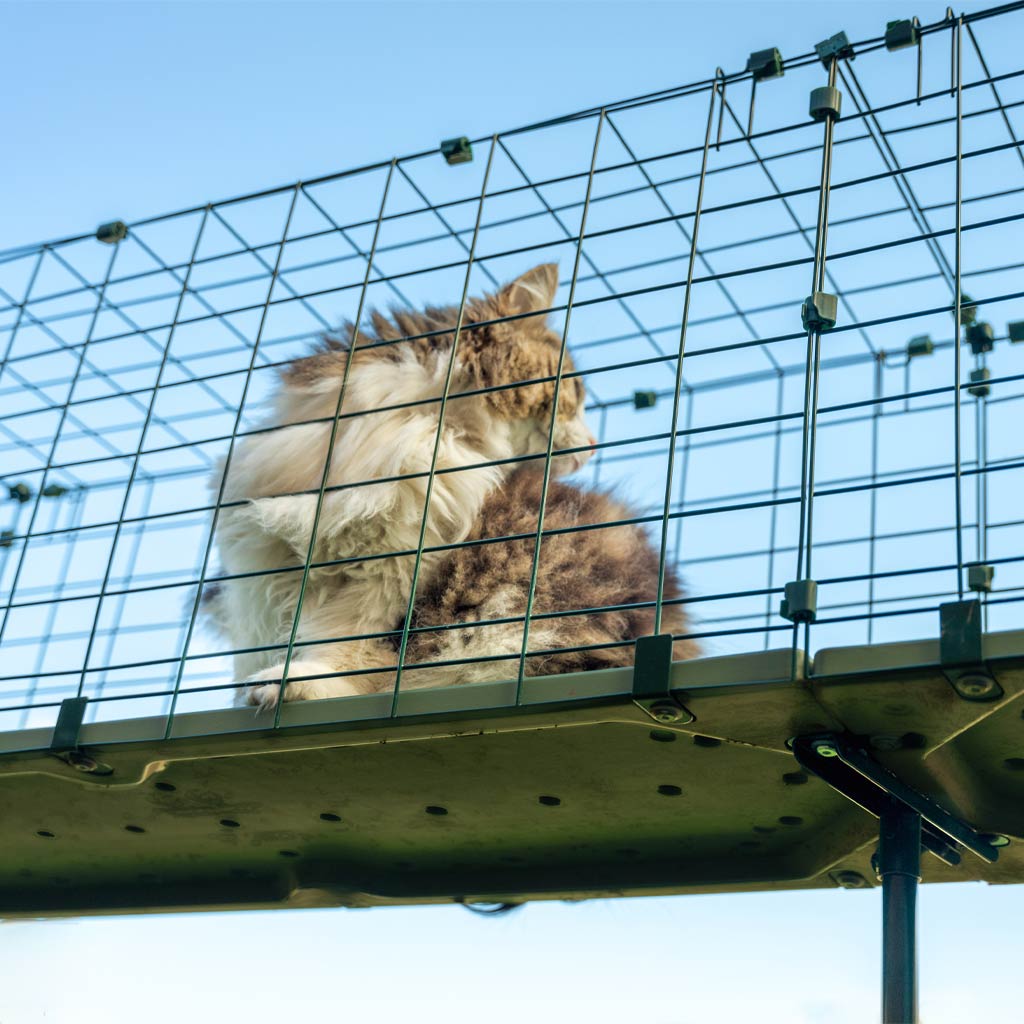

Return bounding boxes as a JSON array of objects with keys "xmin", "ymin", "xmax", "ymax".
[
  {"xmin": 631, "ymin": 634, "xmax": 694, "ymax": 725},
  {"xmin": 792, "ymin": 732, "xmax": 999, "ymax": 1023},
  {"xmin": 49, "ymin": 697, "xmax": 113, "ymax": 776}
]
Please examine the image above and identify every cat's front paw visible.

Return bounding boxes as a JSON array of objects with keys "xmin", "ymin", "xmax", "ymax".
[{"xmin": 242, "ymin": 662, "xmax": 363, "ymax": 711}]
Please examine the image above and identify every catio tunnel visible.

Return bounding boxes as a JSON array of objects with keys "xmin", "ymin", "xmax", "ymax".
[{"xmin": 2, "ymin": 9, "xmax": 1024, "ymax": 991}]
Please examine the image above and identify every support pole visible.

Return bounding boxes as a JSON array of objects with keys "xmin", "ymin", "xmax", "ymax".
[{"xmin": 879, "ymin": 802, "xmax": 921, "ymax": 1024}]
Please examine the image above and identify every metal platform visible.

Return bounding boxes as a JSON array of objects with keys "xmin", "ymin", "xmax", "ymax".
[{"xmin": 0, "ymin": 628, "xmax": 1021, "ymax": 919}]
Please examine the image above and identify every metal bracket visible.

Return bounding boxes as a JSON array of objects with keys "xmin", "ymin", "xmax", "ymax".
[
  {"xmin": 633, "ymin": 389, "xmax": 658, "ymax": 410},
  {"xmin": 885, "ymin": 18, "xmax": 920, "ymax": 51},
  {"xmin": 440, "ymin": 137, "xmax": 473, "ymax": 165},
  {"xmin": 939, "ymin": 599, "xmax": 1003, "ymax": 702},
  {"xmin": 1009, "ymin": 320, "xmax": 1024, "ymax": 343},
  {"xmin": 791, "ymin": 732, "xmax": 999, "ymax": 867},
  {"xmin": 49, "ymin": 697, "xmax": 112, "ymax": 776},
  {"xmin": 967, "ymin": 367, "xmax": 990, "ymax": 398},
  {"xmin": 907, "ymin": 334, "xmax": 933, "ymax": 358},
  {"xmin": 967, "ymin": 564, "xmax": 994, "ymax": 593},
  {"xmin": 809, "ymin": 85, "xmax": 842, "ymax": 122},
  {"xmin": 631, "ymin": 634, "xmax": 694, "ymax": 725},
  {"xmin": 746, "ymin": 48, "xmax": 783, "ymax": 81}
]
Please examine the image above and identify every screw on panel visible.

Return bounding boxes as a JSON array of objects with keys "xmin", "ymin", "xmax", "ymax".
[
  {"xmin": 96, "ymin": 220, "xmax": 128, "ymax": 244},
  {"xmin": 967, "ymin": 564, "xmax": 994, "ymax": 593},
  {"xmin": 801, "ymin": 292, "xmax": 837, "ymax": 332},
  {"xmin": 1008, "ymin": 320, "xmax": 1024, "ymax": 343},
  {"xmin": 746, "ymin": 48, "xmax": 784, "ymax": 81},
  {"xmin": 815, "ymin": 31, "xmax": 855, "ymax": 66},
  {"xmin": 809, "ymin": 86, "xmax": 842, "ymax": 122},
  {"xmin": 885, "ymin": 19, "xmax": 921, "ymax": 51},
  {"xmin": 440, "ymin": 137, "xmax": 473, "ymax": 165},
  {"xmin": 780, "ymin": 579, "xmax": 817, "ymax": 624},
  {"xmin": 8, "ymin": 482, "xmax": 32, "ymax": 503},
  {"xmin": 967, "ymin": 367, "xmax": 990, "ymax": 398},
  {"xmin": 939, "ymin": 600, "xmax": 1004, "ymax": 703},
  {"xmin": 966, "ymin": 322, "xmax": 994, "ymax": 354},
  {"xmin": 831, "ymin": 869, "xmax": 871, "ymax": 889},
  {"xmin": 633, "ymin": 390, "xmax": 658, "ymax": 410},
  {"xmin": 907, "ymin": 335, "xmax": 933, "ymax": 358}
]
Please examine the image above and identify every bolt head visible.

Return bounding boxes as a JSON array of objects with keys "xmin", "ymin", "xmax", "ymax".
[
  {"xmin": 954, "ymin": 673, "xmax": 1000, "ymax": 700},
  {"xmin": 67, "ymin": 751, "xmax": 97, "ymax": 773},
  {"xmin": 833, "ymin": 870, "xmax": 869, "ymax": 889},
  {"xmin": 649, "ymin": 702, "xmax": 684, "ymax": 724}
]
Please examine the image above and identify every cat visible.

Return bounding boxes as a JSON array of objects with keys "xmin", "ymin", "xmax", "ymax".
[{"xmin": 201, "ymin": 263, "xmax": 696, "ymax": 708}]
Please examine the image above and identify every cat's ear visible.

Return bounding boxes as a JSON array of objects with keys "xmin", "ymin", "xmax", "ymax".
[{"xmin": 498, "ymin": 263, "xmax": 559, "ymax": 317}]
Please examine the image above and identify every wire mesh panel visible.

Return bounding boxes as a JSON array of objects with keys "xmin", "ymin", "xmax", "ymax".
[{"xmin": 2, "ymin": 5, "xmax": 1024, "ymax": 751}]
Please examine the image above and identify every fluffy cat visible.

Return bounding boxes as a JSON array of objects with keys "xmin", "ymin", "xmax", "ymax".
[{"xmin": 202, "ymin": 263, "xmax": 695, "ymax": 708}]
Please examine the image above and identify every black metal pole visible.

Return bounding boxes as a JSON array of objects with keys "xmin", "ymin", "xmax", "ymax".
[{"xmin": 879, "ymin": 802, "xmax": 922, "ymax": 1024}]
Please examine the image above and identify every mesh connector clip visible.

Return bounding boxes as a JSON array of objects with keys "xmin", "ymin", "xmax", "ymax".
[
  {"xmin": 885, "ymin": 19, "xmax": 920, "ymax": 51},
  {"xmin": 746, "ymin": 48, "xmax": 784, "ymax": 81},
  {"xmin": 633, "ymin": 390, "xmax": 658, "ymax": 410},
  {"xmin": 907, "ymin": 334, "xmax": 934, "ymax": 358},
  {"xmin": 96, "ymin": 220, "xmax": 128, "ymax": 244},
  {"xmin": 48, "ymin": 697, "xmax": 112, "ymax": 775},
  {"xmin": 0, "ymin": 529, "xmax": 13, "ymax": 549},
  {"xmin": 41, "ymin": 483, "xmax": 67, "ymax": 498},
  {"xmin": 8, "ymin": 482, "xmax": 32, "ymax": 503},
  {"xmin": 967, "ymin": 322, "xmax": 994, "ymax": 354},
  {"xmin": 940, "ymin": 599, "xmax": 1003, "ymax": 702},
  {"xmin": 968, "ymin": 367, "xmax": 991, "ymax": 398},
  {"xmin": 815, "ymin": 31, "xmax": 855, "ymax": 66},
  {"xmin": 801, "ymin": 292, "xmax": 838, "ymax": 332},
  {"xmin": 440, "ymin": 137, "xmax": 473, "ymax": 165},
  {"xmin": 1008, "ymin": 320, "xmax": 1024, "ymax": 343},
  {"xmin": 809, "ymin": 86, "xmax": 842, "ymax": 122},
  {"xmin": 955, "ymin": 293, "xmax": 978, "ymax": 328},
  {"xmin": 780, "ymin": 580, "xmax": 817, "ymax": 624},
  {"xmin": 968, "ymin": 564, "xmax": 995, "ymax": 593}
]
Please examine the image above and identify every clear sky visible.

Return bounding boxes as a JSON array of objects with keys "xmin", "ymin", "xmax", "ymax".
[{"xmin": 3, "ymin": 2, "xmax": 1023, "ymax": 1022}]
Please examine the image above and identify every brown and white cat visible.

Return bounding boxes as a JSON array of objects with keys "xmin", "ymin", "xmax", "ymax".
[{"xmin": 202, "ymin": 263, "xmax": 695, "ymax": 708}]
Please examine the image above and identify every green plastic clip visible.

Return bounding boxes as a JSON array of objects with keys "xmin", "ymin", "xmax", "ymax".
[
  {"xmin": 41, "ymin": 483, "xmax": 68, "ymax": 498},
  {"xmin": 885, "ymin": 19, "xmax": 920, "ymax": 51},
  {"xmin": 746, "ymin": 48, "xmax": 784, "ymax": 81},
  {"xmin": 815, "ymin": 31, "xmax": 855, "ymax": 66},
  {"xmin": 440, "ymin": 137, "xmax": 473, "ymax": 165},
  {"xmin": 1008, "ymin": 320, "xmax": 1024, "ymax": 343},
  {"xmin": 96, "ymin": 220, "xmax": 128, "ymax": 245},
  {"xmin": 8, "ymin": 482, "xmax": 31, "ymax": 503},
  {"xmin": 967, "ymin": 322, "xmax": 994, "ymax": 355},
  {"xmin": 801, "ymin": 292, "xmax": 838, "ymax": 332},
  {"xmin": 633, "ymin": 390, "xmax": 658, "ymax": 410},
  {"xmin": 968, "ymin": 367, "xmax": 991, "ymax": 398},
  {"xmin": 0, "ymin": 529, "xmax": 13, "ymax": 549},
  {"xmin": 907, "ymin": 335, "xmax": 933, "ymax": 358},
  {"xmin": 780, "ymin": 580, "xmax": 818, "ymax": 624},
  {"xmin": 955, "ymin": 293, "xmax": 978, "ymax": 327},
  {"xmin": 809, "ymin": 86, "xmax": 842, "ymax": 122},
  {"xmin": 968, "ymin": 565, "xmax": 994, "ymax": 593}
]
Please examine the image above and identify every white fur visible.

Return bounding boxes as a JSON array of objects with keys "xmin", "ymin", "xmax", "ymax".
[{"xmin": 207, "ymin": 343, "xmax": 593, "ymax": 709}]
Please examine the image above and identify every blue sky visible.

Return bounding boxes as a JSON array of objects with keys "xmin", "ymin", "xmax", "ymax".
[{"xmin": 3, "ymin": 1, "xmax": 1024, "ymax": 1021}]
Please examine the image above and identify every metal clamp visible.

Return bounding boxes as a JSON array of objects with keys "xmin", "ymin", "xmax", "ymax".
[
  {"xmin": 801, "ymin": 292, "xmax": 838, "ymax": 332},
  {"xmin": 631, "ymin": 634, "xmax": 694, "ymax": 725},
  {"xmin": 633, "ymin": 390, "xmax": 658, "ymax": 410},
  {"xmin": 907, "ymin": 334, "xmax": 933, "ymax": 358},
  {"xmin": 746, "ymin": 48, "xmax": 784, "ymax": 81},
  {"xmin": 440, "ymin": 137, "xmax": 473, "ymax": 165},
  {"xmin": 1008, "ymin": 320, "xmax": 1024, "ymax": 343},
  {"xmin": 780, "ymin": 579, "xmax": 817, "ymax": 623},
  {"xmin": 967, "ymin": 564, "xmax": 994, "ymax": 593},
  {"xmin": 967, "ymin": 367, "xmax": 990, "ymax": 398},
  {"xmin": 49, "ymin": 697, "xmax": 113, "ymax": 776},
  {"xmin": 939, "ymin": 600, "xmax": 1003, "ymax": 702}
]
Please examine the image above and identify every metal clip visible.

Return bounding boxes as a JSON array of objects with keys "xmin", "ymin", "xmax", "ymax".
[
  {"xmin": 632, "ymin": 634, "xmax": 694, "ymax": 725},
  {"xmin": 1008, "ymin": 320, "xmax": 1024, "ymax": 343},
  {"xmin": 801, "ymin": 292, "xmax": 838, "ymax": 332},
  {"xmin": 966, "ymin": 322, "xmax": 994, "ymax": 354},
  {"xmin": 907, "ymin": 335, "xmax": 934, "ymax": 358},
  {"xmin": 967, "ymin": 367, "xmax": 990, "ymax": 398},
  {"xmin": 780, "ymin": 580, "xmax": 818, "ymax": 624},
  {"xmin": 939, "ymin": 600, "xmax": 1003, "ymax": 702},
  {"xmin": 633, "ymin": 390, "xmax": 658, "ymax": 410},
  {"xmin": 440, "ymin": 137, "xmax": 473, "ymax": 165},
  {"xmin": 815, "ymin": 31, "xmax": 855, "ymax": 66},
  {"xmin": 967, "ymin": 565, "xmax": 994, "ymax": 593},
  {"xmin": 885, "ymin": 19, "xmax": 920, "ymax": 51},
  {"xmin": 96, "ymin": 220, "xmax": 129, "ymax": 244},
  {"xmin": 809, "ymin": 85, "xmax": 842, "ymax": 122}
]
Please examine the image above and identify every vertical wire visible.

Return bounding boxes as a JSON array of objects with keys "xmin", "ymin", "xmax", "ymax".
[
  {"xmin": 868, "ymin": 355, "xmax": 883, "ymax": 644},
  {"xmin": 19, "ymin": 486, "xmax": 84, "ymax": 728},
  {"xmin": 953, "ymin": 14, "xmax": 966, "ymax": 601},
  {"xmin": 0, "ymin": 247, "xmax": 47, "ymax": 383},
  {"xmin": 764, "ymin": 371, "xmax": 784, "ymax": 649},
  {"xmin": 653, "ymin": 81, "xmax": 719, "ymax": 635},
  {"xmin": 514, "ymin": 112, "xmax": 606, "ymax": 699},
  {"xmin": 0, "ymin": 243, "xmax": 121, "ymax": 654},
  {"xmin": 390, "ymin": 138, "xmax": 499, "ymax": 715},
  {"xmin": 670, "ymin": 389, "xmax": 694, "ymax": 566},
  {"xmin": 163, "ymin": 191, "xmax": 300, "ymax": 738},
  {"xmin": 794, "ymin": 54, "xmax": 839, "ymax": 676},
  {"xmin": 591, "ymin": 405, "xmax": 609, "ymax": 487},
  {"xmin": 74, "ymin": 209, "xmax": 211, "ymax": 700},
  {"xmin": 269, "ymin": 160, "xmax": 397, "ymax": 725},
  {"xmin": 92, "ymin": 476, "xmax": 154, "ymax": 706}
]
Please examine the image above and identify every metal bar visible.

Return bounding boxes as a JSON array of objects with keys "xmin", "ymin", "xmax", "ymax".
[
  {"xmin": 953, "ymin": 14, "xmax": 966, "ymax": 601},
  {"xmin": 880, "ymin": 803, "xmax": 921, "ymax": 1024}
]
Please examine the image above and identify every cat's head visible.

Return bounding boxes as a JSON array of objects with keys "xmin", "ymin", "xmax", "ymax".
[
  {"xmin": 281, "ymin": 263, "xmax": 595, "ymax": 477},
  {"xmin": 457, "ymin": 263, "xmax": 595, "ymax": 477}
]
